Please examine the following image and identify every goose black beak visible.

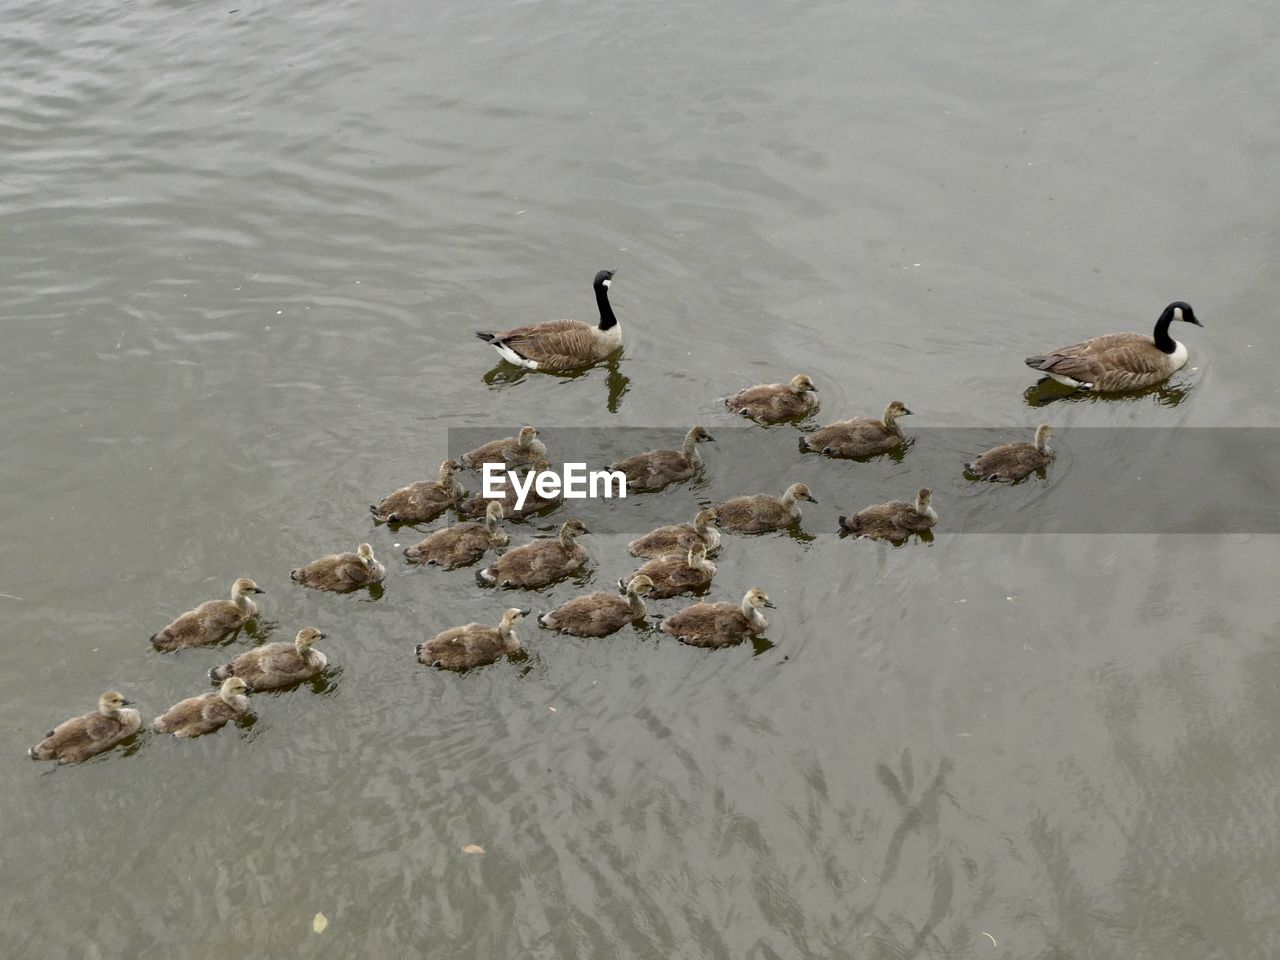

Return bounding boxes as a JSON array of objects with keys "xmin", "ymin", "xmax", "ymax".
[{"xmin": 1191, "ymin": 316, "xmax": 1204, "ymax": 327}]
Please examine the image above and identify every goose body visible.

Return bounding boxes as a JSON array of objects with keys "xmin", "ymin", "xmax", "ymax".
[
  {"xmin": 716, "ymin": 482, "xmax": 817, "ymax": 533},
  {"xmin": 610, "ymin": 426, "xmax": 714, "ymax": 492},
  {"xmin": 966, "ymin": 424, "xmax": 1054, "ymax": 482},
  {"xmin": 291, "ymin": 543, "xmax": 385, "ymax": 592},
  {"xmin": 1025, "ymin": 301, "xmax": 1203, "ymax": 392},
  {"xmin": 476, "ymin": 519, "xmax": 589, "ymax": 589},
  {"xmin": 539, "ymin": 576, "xmax": 654, "ymax": 638},
  {"xmin": 839, "ymin": 488, "xmax": 937, "ymax": 543},
  {"xmin": 153, "ymin": 678, "xmax": 252, "ymax": 738},
  {"xmin": 725, "ymin": 374, "xmax": 818, "ymax": 423},
  {"xmin": 619, "ymin": 542, "xmax": 716, "ymax": 599},
  {"xmin": 418, "ymin": 608, "xmax": 528, "ymax": 669},
  {"xmin": 800, "ymin": 401, "xmax": 911, "ymax": 458},
  {"xmin": 627, "ymin": 508, "xmax": 721, "ymax": 558},
  {"xmin": 457, "ymin": 458, "xmax": 560, "ymax": 519},
  {"xmin": 404, "ymin": 501, "xmax": 507, "ymax": 568},
  {"xmin": 209, "ymin": 627, "xmax": 328, "ymax": 690},
  {"xmin": 461, "ymin": 426, "xmax": 547, "ymax": 471},
  {"xmin": 29, "ymin": 691, "xmax": 142, "ymax": 764},
  {"xmin": 659, "ymin": 588, "xmax": 774, "ymax": 648},
  {"xmin": 370, "ymin": 459, "xmax": 465, "ymax": 524},
  {"xmin": 476, "ymin": 270, "xmax": 620, "ymax": 370},
  {"xmin": 150, "ymin": 577, "xmax": 264, "ymax": 651}
]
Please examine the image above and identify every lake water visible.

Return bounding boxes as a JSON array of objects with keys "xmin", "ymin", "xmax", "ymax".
[{"xmin": 3, "ymin": 0, "xmax": 1280, "ymax": 956}]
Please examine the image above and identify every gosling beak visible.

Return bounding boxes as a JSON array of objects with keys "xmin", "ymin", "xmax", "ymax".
[
  {"xmin": 902, "ymin": 407, "xmax": 914, "ymax": 416},
  {"xmin": 763, "ymin": 600, "xmax": 777, "ymax": 609},
  {"xmin": 520, "ymin": 608, "xmax": 532, "ymax": 617},
  {"xmin": 243, "ymin": 684, "xmax": 255, "ymax": 694},
  {"xmin": 317, "ymin": 633, "xmax": 328, "ymax": 640},
  {"xmin": 253, "ymin": 588, "xmax": 266, "ymax": 594},
  {"xmin": 121, "ymin": 699, "xmax": 136, "ymax": 706}
]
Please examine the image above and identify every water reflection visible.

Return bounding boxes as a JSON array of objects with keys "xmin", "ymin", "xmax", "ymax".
[
  {"xmin": 1023, "ymin": 376, "xmax": 1193, "ymax": 408},
  {"xmin": 481, "ymin": 352, "xmax": 631, "ymax": 413}
]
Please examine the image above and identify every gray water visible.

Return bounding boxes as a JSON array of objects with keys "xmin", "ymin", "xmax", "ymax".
[{"xmin": 3, "ymin": 0, "xmax": 1280, "ymax": 956}]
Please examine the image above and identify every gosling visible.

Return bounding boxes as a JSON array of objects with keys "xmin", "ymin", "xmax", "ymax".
[
  {"xmin": 208, "ymin": 627, "xmax": 329, "ymax": 690},
  {"xmin": 800, "ymin": 401, "xmax": 911, "ymax": 458},
  {"xmin": 966, "ymin": 424, "xmax": 1054, "ymax": 482},
  {"xmin": 609, "ymin": 426, "xmax": 714, "ymax": 492},
  {"xmin": 153, "ymin": 677, "xmax": 252, "ymax": 739},
  {"xmin": 29, "ymin": 691, "xmax": 142, "ymax": 764},
  {"xmin": 715, "ymin": 482, "xmax": 817, "ymax": 533},
  {"xmin": 418, "ymin": 607, "xmax": 528, "ymax": 670},
  {"xmin": 538, "ymin": 576, "xmax": 655, "ymax": 638},
  {"xmin": 627, "ymin": 508, "xmax": 721, "ymax": 558},
  {"xmin": 838, "ymin": 488, "xmax": 938, "ymax": 543},
  {"xmin": 658, "ymin": 588, "xmax": 775, "ymax": 648},
  {"xmin": 476, "ymin": 518, "xmax": 589, "ymax": 589},
  {"xmin": 370, "ymin": 458, "xmax": 465, "ymax": 524},
  {"xmin": 725, "ymin": 374, "xmax": 819, "ymax": 423},
  {"xmin": 404, "ymin": 501, "xmax": 508, "ymax": 569},
  {"xmin": 291, "ymin": 542, "xmax": 386, "ymax": 592},
  {"xmin": 619, "ymin": 541, "xmax": 716, "ymax": 599},
  {"xmin": 150, "ymin": 577, "xmax": 264, "ymax": 651},
  {"xmin": 461, "ymin": 425, "xmax": 547, "ymax": 471}
]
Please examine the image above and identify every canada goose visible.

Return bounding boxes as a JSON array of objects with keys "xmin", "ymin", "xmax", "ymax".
[
  {"xmin": 370, "ymin": 459, "xmax": 465, "ymax": 524},
  {"xmin": 457, "ymin": 457, "xmax": 560, "ymax": 519},
  {"xmin": 476, "ymin": 269, "xmax": 620, "ymax": 370},
  {"xmin": 153, "ymin": 677, "xmax": 252, "ymax": 738},
  {"xmin": 461, "ymin": 426, "xmax": 547, "ymax": 471},
  {"xmin": 658, "ymin": 588, "xmax": 774, "ymax": 648},
  {"xmin": 29, "ymin": 691, "xmax": 142, "ymax": 764},
  {"xmin": 800, "ymin": 401, "xmax": 911, "ymax": 458},
  {"xmin": 417, "ymin": 607, "xmax": 528, "ymax": 669},
  {"xmin": 291, "ymin": 543, "xmax": 386, "ymax": 592},
  {"xmin": 715, "ymin": 482, "xmax": 817, "ymax": 533},
  {"xmin": 838, "ymin": 488, "xmax": 937, "ymax": 543},
  {"xmin": 404, "ymin": 501, "xmax": 508, "ymax": 568},
  {"xmin": 1025, "ymin": 301, "xmax": 1203, "ymax": 392},
  {"xmin": 538, "ymin": 575, "xmax": 654, "ymax": 638},
  {"xmin": 610, "ymin": 426, "xmax": 714, "ymax": 492},
  {"xmin": 725, "ymin": 374, "xmax": 819, "ymax": 423},
  {"xmin": 209, "ymin": 627, "xmax": 328, "ymax": 690},
  {"xmin": 619, "ymin": 542, "xmax": 716, "ymax": 599},
  {"xmin": 150, "ymin": 577, "xmax": 265, "ymax": 651},
  {"xmin": 627, "ymin": 508, "xmax": 721, "ymax": 558},
  {"xmin": 476, "ymin": 518, "xmax": 589, "ymax": 589},
  {"xmin": 966, "ymin": 424, "xmax": 1054, "ymax": 482}
]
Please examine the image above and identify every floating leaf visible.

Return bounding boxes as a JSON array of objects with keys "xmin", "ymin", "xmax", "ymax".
[
  {"xmin": 312, "ymin": 912, "xmax": 328, "ymax": 934},
  {"xmin": 462, "ymin": 844, "xmax": 485, "ymax": 856}
]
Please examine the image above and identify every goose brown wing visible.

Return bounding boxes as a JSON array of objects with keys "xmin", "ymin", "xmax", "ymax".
[{"xmin": 489, "ymin": 320, "xmax": 609, "ymax": 366}]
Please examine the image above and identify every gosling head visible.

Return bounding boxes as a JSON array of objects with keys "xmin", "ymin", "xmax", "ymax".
[
  {"xmin": 357, "ymin": 543, "xmax": 377, "ymax": 565},
  {"xmin": 439, "ymin": 458, "xmax": 462, "ymax": 479},
  {"xmin": 518, "ymin": 425, "xmax": 539, "ymax": 445},
  {"xmin": 790, "ymin": 374, "xmax": 817, "ymax": 394},
  {"xmin": 744, "ymin": 588, "xmax": 775, "ymax": 610},
  {"xmin": 1034, "ymin": 423, "xmax": 1053, "ymax": 451},
  {"xmin": 625, "ymin": 574, "xmax": 655, "ymax": 596},
  {"xmin": 220, "ymin": 677, "xmax": 253, "ymax": 699},
  {"xmin": 232, "ymin": 577, "xmax": 264, "ymax": 599},
  {"xmin": 560, "ymin": 518, "xmax": 589, "ymax": 539},
  {"xmin": 1164, "ymin": 301, "xmax": 1202, "ymax": 328},
  {"xmin": 916, "ymin": 488, "xmax": 934, "ymax": 511},
  {"xmin": 687, "ymin": 425, "xmax": 715, "ymax": 444},
  {"xmin": 594, "ymin": 268, "xmax": 616, "ymax": 290},
  {"xmin": 884, "ymin": 400, "xmax": 912, "ymax": 421},
  {"xmin": 98, "ymin": 691, "xmax": 135, "ymax": 715},
  {"xmin": 686, "ymin": 541, "xmax": 709, "ymax": 564},
  {"xmin": 484, "ymin": 500, "xmax": 505, "ymax": 522},
  {"xmin": 786, "ymin": 482, "xmax": 818, "ymax": 504},
  {"xmin": 501, "ymin": 607, "xmax": 530, "ymax": 628},
  {"xmin": 295, "ymin": 627, "xmax": 326, "ymax": 652},
  {"xmin": 694, "ymin": 507, "xmax": 719, "ymax": 529}
]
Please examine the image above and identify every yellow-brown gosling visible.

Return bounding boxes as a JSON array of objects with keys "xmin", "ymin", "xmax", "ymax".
[
  {"xmin": 291, "ymin": 542, "xmax": 386, "ymax": 592},
  {"xmin": 725, "ymin": 374, "xmax": 819, "ymax": 423},
  {"xmin": 457, "ymin": 457, "xmax": 560, "ymax": 519},
  {"xmin": 966, "ymin": 424, "xmax": 1054, "ymax": 482},
  {"xmin": 404, "ymin": 501, "xmax": 508, "ymax": 569},
  {"xmin": 627, "ymin": 508, "xmax": 721, "ymax": 558},
  {"xmin": 209, "ymin": 627, "xmax": 328, "ymax": 690},
  {"xmin": 29, "ymin": 691, "xmax": 142, "ymax": 764},
  {"xmin": 461, "ymin": 425, "xmax": 547, "ymax": 471},
  {"xmin": 476, "ymin": 269, "xmax": 619, "ymax": 370},
  {"xmin": 838, "ymin": 488, "xmax": 938, "ymax": 543},
  {"xmin": 417, "ymin": 607, "xmax": 529, "ymax": 669},
  {"xmin": 609, "ymin": 425, "xmax": 714, "ymax": 492},
  {"xmin": 153, "ymin": 677, "xmax": 252, "ymax": 739},
  {"xmin": 1026, "ymin": 302, "xmax": 1202, "ymax": 392},
  {"xmin": 800, "ymin": 401, "xmax": 911, "ymax": 458},
  {"xmin": 370, "ymin": 458, "xmax": 465, "ymax": 524},
  {"xmin": 538, "ymin": 575, "xmax": 655, "ymax": 638},
  {"xmin": 658, "ymin": 588, "xmax": 774, "ymax": 649},
  {"xmin": 476, "ymin": 518, "xmax": 589, "ymax": 589},
  {"xmin": 619, "ymin": 541, "xmax": 716, "ymax": 599},
  {"xmin": 715, "ymin": 482, "xmax": 817, "ymax": 533},
  {"xmin": 150, "ymin": 577, "xmax": 264, "ymax": 651}
]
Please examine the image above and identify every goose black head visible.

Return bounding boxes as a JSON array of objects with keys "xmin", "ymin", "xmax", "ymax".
[
  {"xmin": 593, "ymin": 269, "xmax": 616, "ymax": 289},
  {"xmin": 1165, "ymin": 301, "xmax": 1202, "ymax": 327}
]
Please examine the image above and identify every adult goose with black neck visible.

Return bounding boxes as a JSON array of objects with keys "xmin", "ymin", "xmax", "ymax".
[
  {"xmin": 476, "ymin": 269, "xmax": 620, "ymax": 370},
  {"xmin": 1025, "ymin": 301, "xmax": 1203, "ymax": 392}
]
